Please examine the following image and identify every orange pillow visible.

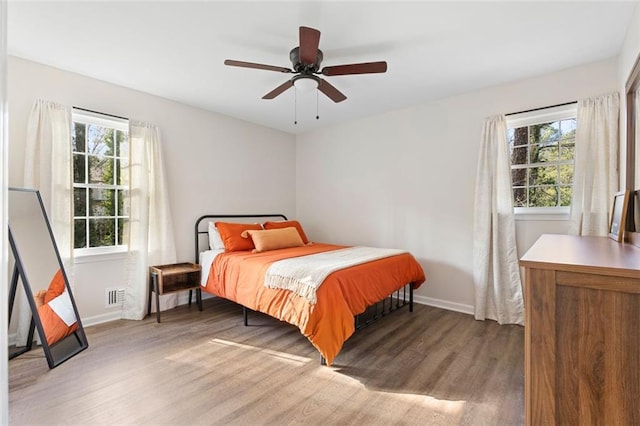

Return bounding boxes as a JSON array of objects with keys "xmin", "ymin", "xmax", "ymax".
[
  {"xmin": 44, "ymin": 269, "xmax": 66, "ymax": 304},
  {"xmin": 37, "ymin": 303, "xmax": 78, "ymax": 346},
  {"xmin": 243, "ymin": 227, "xmax": 304, "ymax": 253},
  {"xmin": 35, "ymin": 270, "xmax": 78, "ymax": 346},
  {"xmin": 263, "ymin": 220, "xmax": 309, "ymax": 244},
  {"xmin": 215, "ymin": 221, "xmax": 263, "ymax": 252}
]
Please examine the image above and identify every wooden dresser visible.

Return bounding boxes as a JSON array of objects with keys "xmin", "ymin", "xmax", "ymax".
[{"xmin": 520, "ymin": 234, "xmax": 640, "ymax": 425}]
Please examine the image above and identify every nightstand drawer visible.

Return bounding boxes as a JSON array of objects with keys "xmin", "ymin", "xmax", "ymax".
[{"xmin": 156, "ymin": 269, "xmax": 200, "ymax": 293}]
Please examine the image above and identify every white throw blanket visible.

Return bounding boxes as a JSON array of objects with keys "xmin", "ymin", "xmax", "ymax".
[{"xmin": 264, "ymin": 246, "xmax": 406, "ymax": 304}]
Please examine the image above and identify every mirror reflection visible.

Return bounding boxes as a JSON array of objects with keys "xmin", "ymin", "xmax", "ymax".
[{"xmin": 8, "ymin": 188, "xmax": 88, "ymax": 368}]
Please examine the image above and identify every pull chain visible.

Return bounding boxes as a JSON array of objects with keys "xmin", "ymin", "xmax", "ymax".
[
  {"xmin": 316, "ymin": 89, "xmax": 319, "ymax": 120},
  {"xmin": 294, "ymin": 88, "xmax": 298, "ymax": 125}
]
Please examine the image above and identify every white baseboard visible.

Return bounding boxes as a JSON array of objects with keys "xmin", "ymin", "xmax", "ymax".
[
  {"xmin": 80, "ymin": 291, "xmax": 212, "ymax": 328},
  {"xmin": 10, "ymin": 292, "xmax": 472, "ymax": 343},
  {"xmin": 414, "ymin": 295, "xmax": 474, "ymax": 316},
  {"xmin": 81, "ymin": 310, "xmax": 123, "ymax": 328}
]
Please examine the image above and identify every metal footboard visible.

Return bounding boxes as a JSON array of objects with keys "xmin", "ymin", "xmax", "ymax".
[{"xmin": 354, "ymin": 282, "xmax": 414, "ymax": 331}]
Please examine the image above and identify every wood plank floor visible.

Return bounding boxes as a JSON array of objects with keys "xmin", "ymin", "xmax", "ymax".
[{"xmin": 9, "ymin": 298, "xmax": 524, "ymax": 425}]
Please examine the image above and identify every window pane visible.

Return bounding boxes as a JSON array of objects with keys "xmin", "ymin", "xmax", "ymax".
[
  {"xmin": 560, "ymin": 143, "xmax": 574, "ymax": 161},
  {"xmin": 117, "ymin": 218, "xmax": 126, "ymax": 245},
  {"xmin": 513, "ymin": 188, "xmax": 527, "ymax": 207},
  {"xmin": 529, "ymin": 166, "xmax": 558, "ymax": 186},
  {"xmin": 89, "ymin": 188, "xmax": 116, "ymax": 216},
  {"xmin": 119, "ymin": 157, "xmax": 130, "ymax": 186},
  {"xmin": 73, "ymin": 154, "xmax": 86, "ymax": 183},
  {"xmin": 560, "ymin": 186, "xmax": 572, "ymax": 207},
  {"xmin": 536, "ymin": 143, "xmax": 559, "ymax": 163},
  {"xmin": 528, "ymin": 143, "xmax": 539, "ymax": 164},
  {"xmin": 73, "ymin": 122, "xmax": 86, "ymax": 153},
  {"xmin": 74, "ymin": 187, "xmax": 86, "ymax": 216},
  {"xmin": 88, "ymin": 155, "xmax": 114, "ymax": 184},
  {"xmin": 511, "ymin": 168, "xmax": 526, "ymax": 187},
  {"xmin": 529, "ymin": 186, "xmax": 558, "ymax": 207},
  {"xmin": 511, "ymin": 127, "xmax": 528, "ymax": 150},
  {"xmin": 541, "ymin": 122, "xmax": 560, "ymax": 143},
  {"xmin": 511, "ymin": 146, "xmax": 527, "ymax": 166},
  {"xmin": 559, "ymin": 164, "xmax": 573, "ymax": 185},
  {"xmin": 116, "ymin": 130, "xmax": 129, "ymax": 158},
  {"xmin": 117, "ymin": 189, "xmax": 128, "ymax": 216},
  {"xmin": 560, "ymin": 118, "xmax": 577, "ymax": 137},
  {"xmin": 530, "ymin": 122, "xmax": 559, "ymax": 144},
  {"xmin": 87, "ymin": 125, "xmax": 114, "ymax": 156},
  {"xmin": 89, "ymin": 218, "xmax": 116, "ymax": 247},
  {"xmin": 74, "ymin": 219, "xmax": 87, "ymax": 249}
]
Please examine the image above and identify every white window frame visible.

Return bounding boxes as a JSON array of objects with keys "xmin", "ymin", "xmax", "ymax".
[
  {"xmin": 506, "ymin": 103, "xmax": 577, "ymax": 220},
  {"xmin": 72, "ymin": 109, "xmax": 129, "ymax": 257}
]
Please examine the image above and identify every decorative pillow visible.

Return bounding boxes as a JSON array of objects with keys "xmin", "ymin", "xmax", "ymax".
[
  {"xmin": 243, "ymin": 227, "xmax": 304, "ymax": 253},
  {"xmin": 215, "ymin": 221, "xmax": 263, "ymax": 252},
  {"xmin": 208, "ymin": 221, "xmax": 225, "ymax": 250},
  {"xmin": 37, "ymin": 301, "xmax": 78, "ymax": 345},
  {"xmin": 263, "ymin": 220, "xmax": 309, "ymax": 244},
  {"xmin": 43, "ymin": 269, "xmax": 66, "ymax": 303},
  {"xmin": 36, "ymin": 269, "xmax": 78, "ymax": 345}
]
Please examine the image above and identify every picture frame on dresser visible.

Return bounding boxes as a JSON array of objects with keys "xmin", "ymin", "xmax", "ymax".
[
  {"xmin": 627, "ymin": 190, "xmax": 640, "ymax": 247},
  {"xmin": 609, "ymin": 190, "xmax": 630, "ymax": 242}
]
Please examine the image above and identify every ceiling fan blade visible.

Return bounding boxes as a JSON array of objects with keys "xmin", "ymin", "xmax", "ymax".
[
  {"xmin": 299, "ymin": 26, "xmax": 321, "ymax": 65},
  {"xmin": 262, "ymin": 80, "xmax": 294, "ymax": 99},
  {"xmin": 224, "ymin": 59, "xmax": 292, "ymax": 73},
  {"xmin": 321, "ymin": 61, "xmax": 387, "ymax": 76},
  {"xmin": 318, "ymin": 79, "xmax": 347, "ymax": 103}
]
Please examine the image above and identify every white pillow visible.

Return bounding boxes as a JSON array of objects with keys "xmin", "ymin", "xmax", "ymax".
[
  {"xmin": 48, "ymin": 289, "xmax": 77, "ymax": 327},
  {"xmin": 208, "ymin": 221, "xmax": 225, "ymax": 250}
]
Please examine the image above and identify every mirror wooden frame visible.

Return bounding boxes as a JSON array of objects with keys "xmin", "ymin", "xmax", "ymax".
[
  {"xmin": 626, "ymin": 52, "xmax": 640, "ymax": 246},
  {"xmin": 609, "ymin": 190, "xmax": 630, "ymax": 242},
  {"xmin": 8, "ymin": 188, "xmax": 88, "ymax": 368}
]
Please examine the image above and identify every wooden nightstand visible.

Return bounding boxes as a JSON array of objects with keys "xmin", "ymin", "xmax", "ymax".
[{"xmin": 148, "ymin": 262, "xmax": 202, "ymax": 323}]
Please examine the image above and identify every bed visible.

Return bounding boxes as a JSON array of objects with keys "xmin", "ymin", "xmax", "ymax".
[{"xmin": 195, "ymin": 214, "xmax": 426, "ymax": 366}]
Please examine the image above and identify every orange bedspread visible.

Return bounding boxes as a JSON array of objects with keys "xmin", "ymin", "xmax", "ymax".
[{"xmin": 203, "ymin": 243, "xmax": 426, "ymax": 365}]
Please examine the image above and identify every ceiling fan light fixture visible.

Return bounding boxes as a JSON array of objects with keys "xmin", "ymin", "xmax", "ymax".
[{"xmin": 293, "ymin": 76, "xmax": 319, "ymax": 91}]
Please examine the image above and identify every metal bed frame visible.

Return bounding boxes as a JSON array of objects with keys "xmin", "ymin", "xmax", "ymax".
[{"xmin": 194, "ymin": 214, "xmax": 415, "ymax": 364}]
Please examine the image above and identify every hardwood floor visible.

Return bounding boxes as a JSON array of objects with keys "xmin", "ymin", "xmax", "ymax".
[{"xmin": 9, "ymin": 298, "xmax": 524, "ymax": 425}]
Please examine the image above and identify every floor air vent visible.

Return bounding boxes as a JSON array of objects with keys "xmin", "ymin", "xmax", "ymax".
[{"xmin": 106, "ymin": 288, "xmax": 125, "ymax": 307}]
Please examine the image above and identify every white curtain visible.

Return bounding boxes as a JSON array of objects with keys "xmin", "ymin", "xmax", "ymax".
[
  {"xmin": 123, "ymin": 121, "xmax": 176, "ymax": 320},
  {"xmin": 17, "ymin": 99, "xmax": 73, "ymax": 345},
  {"xmin": 473, "ymin": 115, "xmax": 524, "ymax": 325},
  {"xmin": 568, "ymin": 93, "xmax": 619, "ymax": 236}
]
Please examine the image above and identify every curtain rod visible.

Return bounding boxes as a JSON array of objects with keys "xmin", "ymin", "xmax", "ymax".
[
  {"xmin": 505, "ymin": 101, "xmax": 577, "ymax": 117},
  {"xmin": 72, "ymin": 106, "xmax": 128, "ymax": 121}
]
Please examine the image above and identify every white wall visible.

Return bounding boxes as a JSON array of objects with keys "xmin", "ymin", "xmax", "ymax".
[
  {"xmin": 7, "ymin": 57, "xmax": 296, "ymax": 324},
  {"xmin": 296, "ymin": 58, "xmax": 619, "ymax": 313}
]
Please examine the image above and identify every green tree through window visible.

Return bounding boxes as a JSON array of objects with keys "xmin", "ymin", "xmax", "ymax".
[
  {"xmin": 72, "ymin": 111, "xmax": 129, "ymax": 250},
  {"xmin": 508, "ymin": 114, "xmax": 576, "ymax": 208}
]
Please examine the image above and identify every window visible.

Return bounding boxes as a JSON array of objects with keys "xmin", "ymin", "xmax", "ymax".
[
  {"xmin": 507, "ymin": 103, "xmax": 577, "ymax": 214},
  {"xmin": 72, "ymin": 110, "xmax": 129, "ymax": 254}
]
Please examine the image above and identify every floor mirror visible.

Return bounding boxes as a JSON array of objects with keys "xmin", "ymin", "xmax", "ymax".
[{"xmin": 8, "ymin": 187, "xmax": 88, "ymax": 368}]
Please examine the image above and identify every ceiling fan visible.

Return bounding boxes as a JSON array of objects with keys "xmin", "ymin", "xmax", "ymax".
[{"xmin": 224, "ymin": 26, "xmax": 388, "ymax": 103}]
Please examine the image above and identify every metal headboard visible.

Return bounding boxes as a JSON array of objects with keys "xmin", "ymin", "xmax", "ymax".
[{"xmin": 194, "ymin": 214, "xmax": 288, "ymax": 263}]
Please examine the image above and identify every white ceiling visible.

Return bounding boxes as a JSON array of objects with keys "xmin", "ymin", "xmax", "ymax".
[{"xmin": 7, "ymin": 1, "xmax": 638, "ymax": 135}]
